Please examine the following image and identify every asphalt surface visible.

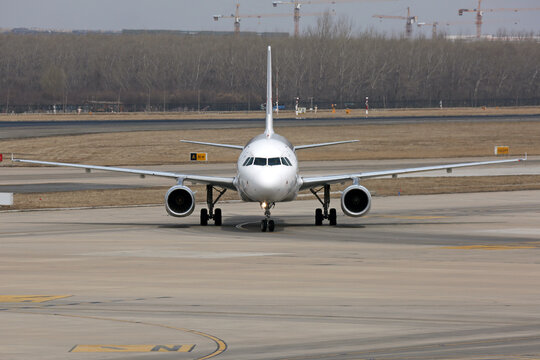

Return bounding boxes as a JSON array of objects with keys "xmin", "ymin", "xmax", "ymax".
[
  {"xmin": 2, "ymin": 191, "xmax": 540, "ymax": 359},
  {"xmin": 2, "ymin": 114, "xmax": 540, "ymax": 139},
  {"xmin": 2, "ymin": 114, "xmax": 539, "ymax": 359}
]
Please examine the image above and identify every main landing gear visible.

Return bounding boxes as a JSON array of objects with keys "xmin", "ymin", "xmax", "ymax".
[
  {"xmin": 260, "ymin": 202, "xmax": 275, "ymax": 232},
  {"xmin": 200, "ymin": 184, "xmax": 227, "ymax": 226},
  {"xmin": 310, "ymin": 184, "xmax": 337, "ymax": 226}
]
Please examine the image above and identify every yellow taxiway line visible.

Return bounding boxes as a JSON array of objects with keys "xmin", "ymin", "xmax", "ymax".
[{"xmin": 0, "ymin": 295, "xmax": 71, "ymax": 303}]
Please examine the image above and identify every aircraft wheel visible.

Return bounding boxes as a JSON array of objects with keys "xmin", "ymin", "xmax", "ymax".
[
  {"xmin": 268, "ymin": 219, "xmax": 275, "ymax": 232},
  {"xmin": 214, "ymin": 208, "xmax": 222, "ymax": 226},
  {"xmin": 329, "ymin": 208, "xmax": 337, "ymax": 226},
  {"xmin": 200, "ymin": 208, "xmax": 208, "ymax": 226},
  {"xmin": 315, "ymin": 208, "xmax": 323, "ymax": 226},
  {"xmin": 261, "ymin": 219, "xmax": 268, "ymax": 232}
]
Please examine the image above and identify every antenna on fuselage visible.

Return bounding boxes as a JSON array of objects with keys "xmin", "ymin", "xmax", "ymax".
[{"xmin": 265, "ymin": 46, "xmax": 274, "ymax": 137}]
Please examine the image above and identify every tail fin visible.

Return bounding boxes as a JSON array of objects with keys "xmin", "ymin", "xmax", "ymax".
[{"xmin": 265, "ymin": 46, "xmax": 274, "ymax": 136}]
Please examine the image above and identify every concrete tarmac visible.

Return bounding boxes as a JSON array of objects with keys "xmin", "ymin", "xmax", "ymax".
[{"xmin": 2, "ymin": 191, "xmax": 540, "ymax": 359}]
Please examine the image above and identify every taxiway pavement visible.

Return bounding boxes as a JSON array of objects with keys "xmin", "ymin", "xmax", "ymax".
[{"xmin": 2, "ymin": 191, "xmax": 540, "ymax": 359}]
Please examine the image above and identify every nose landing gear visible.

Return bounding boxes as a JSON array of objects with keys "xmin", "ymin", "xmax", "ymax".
[
  {"xmin": 261, "ymin": 218, "xmax": 275, "ymax": 232},
  {"xmin": 260, "ymin": 202, "xmax": 275, "ymax": 232}
]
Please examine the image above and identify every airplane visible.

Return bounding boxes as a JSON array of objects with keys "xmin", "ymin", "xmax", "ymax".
[{"xmin": 13, "ymin": 46, "xmax": 527, "ymax": 232}]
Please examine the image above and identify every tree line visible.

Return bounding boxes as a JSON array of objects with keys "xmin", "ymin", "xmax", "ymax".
[{"xmin": 1, "ymin": 17, "xmax": 539, "ymax": 112}]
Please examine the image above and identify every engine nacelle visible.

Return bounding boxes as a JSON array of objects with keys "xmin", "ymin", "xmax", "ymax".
[
  {"xmin": 341, "ymin": 185, "xmax": 372, "ymax": 217},
  {"xmin": 165, "ymin": 185, "xmax": 195, "ymax": 217}
]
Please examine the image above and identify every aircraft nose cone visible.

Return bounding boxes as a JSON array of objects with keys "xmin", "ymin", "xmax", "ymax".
[{"xmin": 253, "ymin": 172, "xmax": 283, "ymax": 201}]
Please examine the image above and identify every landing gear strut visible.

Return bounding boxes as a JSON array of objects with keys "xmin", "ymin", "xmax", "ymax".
[
  {"xmin": 200, "ymin": 184, "xmax": 227, "ymax": 226},
  {"xmin": 310, "ymin": 184, "xmax": 337, "ymax": 226},
  {"xmin": 260, "ymin": 202, "xmax": 275, "ymax": 232}
]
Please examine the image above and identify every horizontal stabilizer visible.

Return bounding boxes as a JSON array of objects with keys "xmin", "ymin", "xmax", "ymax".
[
  {"xmin": 294, "ymin": 140, "xmax": 358, "ymax": 151},
  {"xmin": 180, "ymin": 140, "xmax": 244, "ymax": 150}
]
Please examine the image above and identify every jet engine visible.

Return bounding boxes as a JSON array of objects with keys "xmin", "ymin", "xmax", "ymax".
[
  {"xmin": 341, "ymin": 185, "xmax": 372, "ymax": 217},
  {"xmin": 165, "ymin": 185, "xmax": 195, "ymax": 217}
]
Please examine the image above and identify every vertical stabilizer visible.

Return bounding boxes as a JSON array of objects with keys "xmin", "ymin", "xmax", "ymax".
[{"xmin": 265, "ymin": 46, "xmax": 274, "ymax": 136}]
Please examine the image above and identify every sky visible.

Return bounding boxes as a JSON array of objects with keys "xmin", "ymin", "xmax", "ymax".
[{"xmin": 1, "ymin": 0, "xmax": 539, "ymax": 37}]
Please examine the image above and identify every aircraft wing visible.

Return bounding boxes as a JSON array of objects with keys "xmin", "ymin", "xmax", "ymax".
[
  {"xmin": 294, "ymin": 140, "xmax": 358, "ymax": 150},
  {"xmin": 11, "ymin": 157, "xmax": 237, "ymax": 190},
  {"xmin": 299, "ymin": 156, "xmax": 526, "ymax": 190},
  {"xmin": 180, "ymin": 140, "xmax": 244, "ymax": 150}
]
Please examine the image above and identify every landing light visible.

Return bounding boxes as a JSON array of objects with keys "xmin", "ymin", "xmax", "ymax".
[{"xmin": 261, "ymin": 201, "xmax": 268, "ymax": 209}]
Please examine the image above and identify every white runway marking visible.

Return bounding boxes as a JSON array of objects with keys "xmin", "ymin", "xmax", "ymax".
[
  {"xmin": 235, "ymin": 222, "xmax": 252, "ymax": 231},
  {"xmin": 79, "ymin": 250, "xmax": 287, "ymax": 259}
]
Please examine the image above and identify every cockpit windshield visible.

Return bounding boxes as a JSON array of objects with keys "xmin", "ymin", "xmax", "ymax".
[
  {"xmin": 281, "ymin": 157, "xmax": 292, "ymax": 166},
  {"xmin": 242, "ymin": 157, "xmax": 254, "ymax": 166},
  {"xmin": 253, "ymin": 157, "xmax": 267, "ymax": 166},
  {"xmin": 243, "ymin": 157, "xmax": 292, "ymax": 167}
]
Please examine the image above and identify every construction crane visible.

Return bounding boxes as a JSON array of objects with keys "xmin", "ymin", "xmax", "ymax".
[
  {"xmin": 372, "ymin": 7, "xmax": 418, "ymax": 38},
  {"xmin": 417, "ymin": 20, "xmax": 474, "ymax": 38},
  {"xmin": 416, "ymin": 22, "xmax": 440, "ymax": 38},
  {"xmin": 214, "ymin": 2, "xmax": 327, "ymax": 34},
  {"xmin": 272, "ymin": 0, "xmax": 367, "ymax": 37},
  {"xmin": 458, "ymin": 0, "xmax": 540, "ymax": 38}
]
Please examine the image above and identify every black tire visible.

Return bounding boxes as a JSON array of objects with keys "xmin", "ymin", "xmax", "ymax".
[
  {"xmin": 214, "ymin": 208, "xmax": 222, "ymax": 226},
  {"xmin": 329, "ymin": 208, "xmax": 337, "ymax": 226},
  {"xmin": 268, "ymin": 219, "xmax": 275, "ymax": 232},
  {"xmin": 315, "ymin": 208, "xmax": 323, "ymax": 226},
  {"xmin": 261, "ymin": 219, "xmax": 268, "ymax": 232},
  {"xmin": 200, "ymin": 208, "xmax": 208, "ymax": 226}
]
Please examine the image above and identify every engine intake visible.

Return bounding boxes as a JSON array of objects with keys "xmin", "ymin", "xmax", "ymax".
[
  {"xmin": 165, "ymin": 185, "xmax": 195, "ymax": 217},
  {"xmin": 341, "ymin": 185, "xmax": 371, "ymax": 217}
]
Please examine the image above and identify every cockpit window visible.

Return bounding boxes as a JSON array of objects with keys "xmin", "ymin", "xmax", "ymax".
[
  {"xmin": 281, "ymin": 157, "xmax": 292, "ymax": 166},
  {"xmin": 242, "ymin": 157, "xmax": 254, "ymax": 166},
  {"xmin": 247, "ymin": 157, "xmax": 291, "ymax": 166},
  {"xmin": 253, "ymin": 157, "xmax": 267, "ymax": 166}
]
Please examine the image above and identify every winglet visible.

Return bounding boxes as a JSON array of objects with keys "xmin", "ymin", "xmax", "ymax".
[{"xmin": 265, "ymin": 46, "xmax": 274, "ymax": 137}]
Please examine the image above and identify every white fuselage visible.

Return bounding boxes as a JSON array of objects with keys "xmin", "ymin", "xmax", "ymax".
[{"xmin": 235, "ymin": 133, "xmax": 300, "ymax": 203}]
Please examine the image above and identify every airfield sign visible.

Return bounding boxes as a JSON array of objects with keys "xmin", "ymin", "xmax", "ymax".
[{"xmin": 190, "ymin": 152, "xmax": 207, "ymax": 161}]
